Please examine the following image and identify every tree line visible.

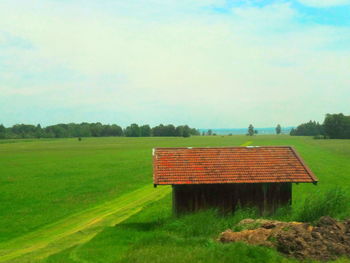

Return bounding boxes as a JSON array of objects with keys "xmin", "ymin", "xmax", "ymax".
[
  {"xmin": 0, "ymin": 122, "xmax": 200, "ymax": 139},
  {"xmin": 290, "ymin": 113, "xmax": 350, "ymax": 139}
]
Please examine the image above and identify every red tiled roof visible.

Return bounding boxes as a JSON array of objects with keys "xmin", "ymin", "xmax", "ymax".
[{"xmin": 153, "ymin": 146, "xmax": 318, "ymax": 185}]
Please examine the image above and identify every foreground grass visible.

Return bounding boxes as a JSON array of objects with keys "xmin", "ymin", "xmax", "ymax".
[
  {"xmin": 1, "ymin": 135, "xmax": 350, "ymax": 262},
  {"xmin": 0, "ymin": 185, "xmax": 170, "ymax": 263},
  {"xmin": 46, "ymin": 188, "xmax": 350, "ymax": 263}
]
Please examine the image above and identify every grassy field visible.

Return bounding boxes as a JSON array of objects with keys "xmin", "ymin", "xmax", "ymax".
[{"xmin": 1, "ymin": 135, "xmax": 350, "ymax": 262}]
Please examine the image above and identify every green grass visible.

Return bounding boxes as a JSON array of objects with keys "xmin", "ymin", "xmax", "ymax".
[
  {"xmin": 45, "ymin": 185, "xmax": 350, "ymax": 263},
  {"xmin": 1, "ymin": 135, "xmax": 350, "ymax": 262},
  {"xmin": 0, "ymin": 185, "xmax": 171, "ymax": 262},
  {"xmin": 0, "ymin": 136, "xmax": 249, "ymax": 243},
  {"xmin": 45, "ymin": 189, "xmax": 350, "ymax": 263}
]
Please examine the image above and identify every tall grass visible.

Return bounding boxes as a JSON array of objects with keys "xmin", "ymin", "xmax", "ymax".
[
  {"xmin": 163, "ymin": 208, "xmax": 258, "ymax": 239},
  {"xmin": 118, "ymin": 208, "xmax": 292, "ymax": 263},
  {"xmin": 271, "ymin": 187, "xmax": 350, "ymax": 223},
  {"xmin": 295, "ymin": 187, "xmax": 350, "ymax": 223}
]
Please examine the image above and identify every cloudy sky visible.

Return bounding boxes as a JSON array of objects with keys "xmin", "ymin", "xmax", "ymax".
[{"xmin": 0, "ymin": 0, "xmax": 349, "ymax": 128}]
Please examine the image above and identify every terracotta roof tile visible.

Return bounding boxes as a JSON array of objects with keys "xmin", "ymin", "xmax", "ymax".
[{"xmin": 153, "ymin": 146, "xmax": 318, "ymax": 185}]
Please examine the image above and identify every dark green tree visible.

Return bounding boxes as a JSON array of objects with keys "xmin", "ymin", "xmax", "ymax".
[
  {"xmin": 323, "ymin": 113, "xmax": 350, "ymax": 139},
  {"xmin": 248, "ymin": 124, "xmax": 254, "ymax": 136},
  {"xmin": 90, "ymin": 123, "xmax": 103, "ymax": 137},
  {"xmin": 11, "ymin": 124, "xmax": 37, "ymax": 138},
  {"xmin": 152, "ymin": 124, "xmax": 165, "ymax": 136},
  {"xmin": 190, "ymin": 128, "xmax": 200, "ymax": 136},
  {"xmin": 78, "ymin": 123, "xmax": 93, "ymax": 137},
  {"xmin": 175, "ymin": 126, "xmax": 184, "ymax": 137},
  {"xmin": 0, "ymin": 124, "xmax": 5, "ymax": 139},
  {"xmin": 290, "ymin": 121, "xmax": 323, "ymax": 136},
  {"xmin": 35, "ymin": 124, "xmax": 43, "ymax": 138},
  {"xmin": 0, "ymin": 122, "xmax": 198, "ymax": 139},
  {"xmin": 125, "ymin": 123, "xmax": 141, "ymax": 137},
  {"xmin": 164, "ymin": 125, "xmax": 176, "ymax": 136},
  {"xmin": 276, "ymin": 124, "xmax": 281, "ymax": 135},
  {"xmin": 182, "ymin": 125, "xmax": 191, "ymax": 138},
  {"xmin": 140, "ymin": 125, "xmax": 151, "ymax": 137},
  {"xmin": 111, "ymin": 124, "xmax": 123, "ymax": 136}
]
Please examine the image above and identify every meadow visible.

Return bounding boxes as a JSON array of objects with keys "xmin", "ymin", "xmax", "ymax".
[{"xmin": 0, "ymin": 135, "xmax": 350, "ymax": 262}]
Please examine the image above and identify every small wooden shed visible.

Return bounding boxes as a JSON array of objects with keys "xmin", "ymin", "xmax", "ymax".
[{"xmin": 153, "ymin": 146, "xmax": 318, "ymax": 215}]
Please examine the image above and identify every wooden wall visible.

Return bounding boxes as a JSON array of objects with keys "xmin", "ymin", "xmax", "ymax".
[{"xmin": 172, "ymin": 183, "xmax": 291, "ymax": 215}]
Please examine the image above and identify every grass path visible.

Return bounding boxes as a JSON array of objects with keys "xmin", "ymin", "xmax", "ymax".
[
  {"xmin": 0, "ymin": 185, "xmax": 171, "ymax": 263},
  {"xmin": 241, "ymin": 141, "xmax": 253, "ymax": 146}
]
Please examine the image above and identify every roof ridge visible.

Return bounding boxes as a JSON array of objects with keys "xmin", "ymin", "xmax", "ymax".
[{"xmin": 154, "ymin": 146, "xmax": 292, "ymax": 149}]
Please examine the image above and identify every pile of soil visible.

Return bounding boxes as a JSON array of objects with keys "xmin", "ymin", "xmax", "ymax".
[{"xmin": 218, "ymin": 216, "xmax": 350, "ymax": 261}]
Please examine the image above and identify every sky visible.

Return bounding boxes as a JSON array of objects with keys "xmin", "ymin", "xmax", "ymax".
[{"xmin": 0, "ymin": 0, "xmax": 349, "ymax": 128}]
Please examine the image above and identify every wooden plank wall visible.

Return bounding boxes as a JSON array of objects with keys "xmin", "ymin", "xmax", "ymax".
[{"xmin": 172, "ymin": 183, "xmax": 291, "ymax": 215}]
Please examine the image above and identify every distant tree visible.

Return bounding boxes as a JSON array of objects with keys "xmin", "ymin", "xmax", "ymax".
[
  {"xmin": 190, "ymin": 128, "xmax": 200, "ymax": 136},
  {"xmin": 201, "ymin": 131, "xmax": 205, "ymax": 136},
  {"xmin": 254, "ymin": 129, "xmax": 258, "ymax": 134},
  {"xmin": 175, "ymin": 126, "xmax": 184, "ymax": 137},
  {"xmin": 152, "ymin": 124, "xmax": 165, "ymax": 136},
  {"xmin": 290, "ymin": 113, "xmax": 350, "ymax": 139},
  {"xmin": 11, "ymin": 124, "xmax": 37, "ymax": 138},
  {"xmin": 125, "ymin": 123, "xmax": 141, "ymax": 137},
  {"xmin": 276, "ymin": 124, "xmax": 282, "ymax": 135},
  {"xmin": 34, "ymin": 124, "xmax": 43, "ymax": 138},
  {"xmin": 0, "ymin": 122, "xmax": 199, "ymax": 139},
  {"xmin": 90, "ymin": 123, "xmax": 104, "ymax": 137},
  {"xmin": 290, "ymin": 121, "xmax": 323, "ymax": 136},
  {"xmin": 164, "ymin": 124, "xmax": 176, "ymax": 136},
  {"xmin": 207, "ymin": 129, "xmax": 213, "ymax": 136},
  {"xmin": 248, "ymin": 124, "xmax": 254, "ymax": 136},
  {"xmin": 140, "ymin": 125, "xmax": 151, "ymax": 137},
  {"xmin": 99, "ymin": 124, "xmax": 123, "ymax": 137},
  {"xmin": 44, "ymin": 124, "xmax": 69, "ymax": 138},
  {"xmin": 152, "ymin": 124, "xmax": 194, "ymax": 137},
  {"xmin": 323, "ymin": 113, "xmax": 350, "ymax": 139},
  {"xmin": 290, "ymin": 128, "xmax": 295, "ymax": 135},
  {"xmin": 182, "ymin": 125, "xmax": 191, "ymax": 138},
  {"xmin": 109, "ymin": 124, "xmax": 123, "ymax": 136},
  {"xmin": 0, "ymin": 124, "xmax": 5, "ymax": 139},
  {"xmin": 78, "ymin": 123, "xmax": 92, "ymax": 137}
]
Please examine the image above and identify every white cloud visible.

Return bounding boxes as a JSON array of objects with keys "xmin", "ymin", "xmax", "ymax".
[
  {"xmin": 0, "ymin": 1, "xmax": 349, "ymax": 127},
  {"xmin": 297, "ymin": 0, "xmax": 350, "ymax": 7}
]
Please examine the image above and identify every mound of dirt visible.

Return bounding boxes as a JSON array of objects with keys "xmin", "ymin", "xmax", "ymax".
[{"xmin": 218, "ymin": 216, "xmax": 350, "ymax": 261}]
